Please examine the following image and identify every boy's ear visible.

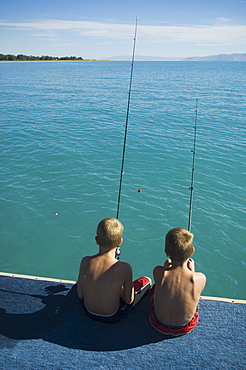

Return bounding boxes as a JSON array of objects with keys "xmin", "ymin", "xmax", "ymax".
[
  {"xmin": 190, "ymin": 246, "xmax": 195, "ymax": 256},
  {"xmin": 118, "ymin": 238, "xmax": 123, "ymax": 246},
  {"xmin": 95, "ymin": 236, "xmax": 99, "ymax": 245}
]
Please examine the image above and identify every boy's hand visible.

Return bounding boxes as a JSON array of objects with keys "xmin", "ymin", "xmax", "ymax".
[
  {"xmin": 164, "ymin": 259, "xmax": 172, "ymax": 269},
  {"xmin": 187, "ymin": 258, "xmax": 195, "ymax": 271}
]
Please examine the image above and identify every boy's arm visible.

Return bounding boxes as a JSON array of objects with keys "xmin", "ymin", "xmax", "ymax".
[
  {"xmin": 153, "ymin": 265, "xmax": 164, "ymax": 283},
  {"xmin": 188, "ymin": 258, "xmax": 206, "ymax": 292},
  {"xmin": 163, "ymin": 259, "xmax": 172, "ymax": 269},
  {"xmin": 120, "ymin": 263, "xmax": 134, "ymax": 304},
  {"xmin": 195, "ymin": 272, "xmax": 207, "ymax": 293},
  {"xmin": 76, "ymin": 259, "xmax": 84, "ymax": 299}
]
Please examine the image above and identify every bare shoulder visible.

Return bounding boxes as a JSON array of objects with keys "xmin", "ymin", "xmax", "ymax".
[
  {"xmin": 117, "ymin": 260, "xmax": 132, "ymax": 273},
  {"xmin": 194, "ymin": 271, "xmax": 206, "ymax": 281},
  {"xmin": 79, "ymin": 255, "xmax": 90, "ymax": 269},
  {"xmin": 78, "ymin": 256, "xmax": 94, "ymax": 278},
  {"xmin": 194, "ymin": 271, "xmax": 206, "ymax": 290}
]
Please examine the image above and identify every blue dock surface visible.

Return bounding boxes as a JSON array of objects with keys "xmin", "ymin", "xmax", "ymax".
[{"xmin": 0, "ymin": 273, "xmax": 245, "ymax": 369}]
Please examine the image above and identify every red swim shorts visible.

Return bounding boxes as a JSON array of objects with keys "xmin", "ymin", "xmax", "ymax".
[{"xmin": 149, "ymin": 304, "xmax": 199, "ymax": 336}]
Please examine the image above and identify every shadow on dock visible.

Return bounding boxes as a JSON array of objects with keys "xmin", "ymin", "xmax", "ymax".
[
  {"xmin": 0, "ymin": 276, "xmax": 169, "ymax": 351},
  {"xmin": 0, "ymin": 274, "xmax": 245, "ymax": 369}
]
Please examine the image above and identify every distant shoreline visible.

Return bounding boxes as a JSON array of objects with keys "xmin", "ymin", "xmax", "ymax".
[
  {"xmin": 0, "ymin": 54, "xmax": 100, "ymax": 62},
  {"xmin": 0, "ymin": 59, "xmax": 99, "ymax": 62},
  {"xmin": 1, "ymin": 59, "xmax": 246, "ymax": 63}
]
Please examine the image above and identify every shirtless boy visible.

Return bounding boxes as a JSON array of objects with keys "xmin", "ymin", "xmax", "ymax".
[
  {"xmin": 77, "ymin": 217, "xmax": 151, "ymax": 323},
  {"xmin": 150, "ymin": 227, "xmax": 206, "ymax": 336}
]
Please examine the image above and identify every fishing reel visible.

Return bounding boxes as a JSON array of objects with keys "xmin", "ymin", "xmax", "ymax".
[{"xmin": 115, "ymin": 246, "xmax": 121, "ymax": 260}]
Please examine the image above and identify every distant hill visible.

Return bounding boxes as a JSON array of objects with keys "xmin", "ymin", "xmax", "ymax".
[
  {"xmin": 183, "ymin": 53, "xmax": 246, "ymax": 61},
  {"xmin": 104, "ymin": 53, "xmax": 246, "ymax": 61}
]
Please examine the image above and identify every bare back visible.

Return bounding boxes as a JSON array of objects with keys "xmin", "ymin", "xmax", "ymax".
[
  {"xmin": 153, "ymin": 258, "xmax": 206, "ymax": 326},
  {"xmin": 77, "ymin": 251, "xmax": 134, "ymax": 315}
]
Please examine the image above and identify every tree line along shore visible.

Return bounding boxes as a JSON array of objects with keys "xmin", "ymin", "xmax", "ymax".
[{"xmin": 0, "ymin": 54, "xmax": 86, "ymax": 61}]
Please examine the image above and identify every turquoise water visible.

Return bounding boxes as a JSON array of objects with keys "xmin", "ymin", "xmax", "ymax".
[{"xmin": 1, "ymin": 61, "xmax": 245, "ymax": 299}]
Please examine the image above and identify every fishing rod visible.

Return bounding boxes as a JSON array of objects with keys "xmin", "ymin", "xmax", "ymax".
[
  {"xmin": 188, "ymin": 98, "xmax": 198, "ymax": 232},
  {"xmin": 115, "ymin": 17, "xmax": 138, "ymax": 259}
]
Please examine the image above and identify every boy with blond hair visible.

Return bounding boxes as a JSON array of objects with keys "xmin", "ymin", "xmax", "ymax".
[
  {"xmin": 77, "ymin": 217, "xmax": 151, "ymax": 323},
  {"xmin": 150, "ymin": 227, "xmax": 206, "ymax": 336}
]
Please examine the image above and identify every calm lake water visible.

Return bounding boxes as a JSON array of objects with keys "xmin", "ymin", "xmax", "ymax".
[{"xmin": 1, "ymin": 61, "xmax": 245, "ymax": 299}]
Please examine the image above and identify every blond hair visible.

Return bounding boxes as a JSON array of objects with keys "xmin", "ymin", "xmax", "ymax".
[
  {"xmin": 96, "ymin": 218, "xmax": 124, "ymax": 249},
  {"xmin": 165, "ymin": 228, "xmax": 194, "ymax": 263}
]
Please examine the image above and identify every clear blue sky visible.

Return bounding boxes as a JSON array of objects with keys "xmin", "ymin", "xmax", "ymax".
[{"xmin": 0, "ymin": 0, "xmax": 245, "ymax": 59}]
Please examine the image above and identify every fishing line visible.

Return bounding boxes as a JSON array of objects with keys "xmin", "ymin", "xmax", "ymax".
[
  {"xmin": 115, "ymin": 17, "xmax": 138, "ymax": 259},
  {"xmin": 188, "ymin": 98, "xmax": 198, "ymax": 232}
]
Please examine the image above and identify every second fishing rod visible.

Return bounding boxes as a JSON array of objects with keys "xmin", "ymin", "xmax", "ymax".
[{"xmin": 188, "ymin": 98, "xmax": 198, "ymax": 232}]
